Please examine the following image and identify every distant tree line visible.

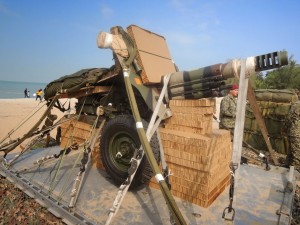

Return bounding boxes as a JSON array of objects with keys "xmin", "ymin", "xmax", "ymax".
[{"xmin": 226, "ymin": 55, "xmax": 300, "ymax": 91}]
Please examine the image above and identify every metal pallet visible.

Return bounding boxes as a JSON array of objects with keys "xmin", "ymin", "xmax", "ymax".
[{"xmin": 0, "ymin": 146, "xmax": 295, "ymax": 225}]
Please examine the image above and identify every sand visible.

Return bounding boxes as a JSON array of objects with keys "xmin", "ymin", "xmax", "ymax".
[
  {"xmin": 0, "ymin": 97, "xmax": 222, "ymax": 145},
  {"xmin": 0, "ymin": 98, "xmax": 77, "ymax": 153},
  {"xmin": 0, "ymin": 98, "xmax": 72, "ymax": 224},
  {"xmin": 0, "ymin": 97, "xmax": 222, "ymax": 154}
]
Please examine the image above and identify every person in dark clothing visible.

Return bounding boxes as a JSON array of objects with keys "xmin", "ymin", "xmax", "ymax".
[{"xmin": 24, "ymin": 88, "xmax": 28, "ymax": 98}]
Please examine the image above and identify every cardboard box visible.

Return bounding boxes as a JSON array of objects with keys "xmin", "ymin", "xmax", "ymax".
[{"xmin": 127, "ymin": 25, "xmax": 176, "ymax": 84}]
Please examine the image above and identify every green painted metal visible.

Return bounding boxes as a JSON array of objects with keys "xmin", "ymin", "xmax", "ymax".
[
  {"xmin": 122, "ymin": 66, "xmax": 187, "ymax": 225},
  {"xmin": 131, "ymin": 51, "xmax": 288, "ymax": 105},
  {"xmin": 108, "ymin": 130, "xmax": 137, "ymax": 172}
]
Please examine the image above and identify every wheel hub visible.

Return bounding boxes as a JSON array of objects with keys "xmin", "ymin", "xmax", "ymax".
[{"xmin": 110, "ymin": 134, "xmax": 137, "ymax": 170}]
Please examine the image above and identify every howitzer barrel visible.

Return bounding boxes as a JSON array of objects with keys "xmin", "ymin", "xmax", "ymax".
[
  {"xmin": 169, "ymin": 80, "xmax": 226, "ymax": 97},
  {"xmin": 170, "ymin": 84, "xmax": 232, "ymax": 100},
  {"xmin": 166, "ymin": 51, "xmax": 288, "ymax": 100}
]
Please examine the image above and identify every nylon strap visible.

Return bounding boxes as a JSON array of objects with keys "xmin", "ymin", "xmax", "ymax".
[
  {"xmin": 69, "ymin": 117, "xmax": 106, "ymax": 208},
  {"xmin": 1, "ymin": 96, "xmax": 58, "ymax": 156},
  {"xmin": 224, "ymin": 58, "xmax": 248, "ymax": 221},
  {"xmin": 106, "ymin": 27, "xmax": 186, "ymax": 225},
  {"xmin": 107, "ymin": 66, "xmax": 186, "ymax": 225}
]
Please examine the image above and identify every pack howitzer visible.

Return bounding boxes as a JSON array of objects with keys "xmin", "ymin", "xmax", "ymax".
[{"xmin": 0, "ymin": 24, "xmax": 289, "ymax": 225}]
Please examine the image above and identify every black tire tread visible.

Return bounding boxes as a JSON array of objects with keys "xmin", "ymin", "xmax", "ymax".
[{"xmin": 100, "ymin": 115, "xmax": 160, "ymax": 189}]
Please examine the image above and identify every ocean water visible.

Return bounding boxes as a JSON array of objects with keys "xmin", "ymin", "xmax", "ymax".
[{"xmin": 0, "ymin": 80, "xmax": 48, "ymax": 99}]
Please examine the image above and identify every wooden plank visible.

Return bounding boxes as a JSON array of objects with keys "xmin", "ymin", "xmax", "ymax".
[
  {"xmin": 50, "ymin": 86, "xmax": 111, "ymax": 100},
  {"xmin": 247, "ymin": 82, "xmax": 279, "ymax": 165}
]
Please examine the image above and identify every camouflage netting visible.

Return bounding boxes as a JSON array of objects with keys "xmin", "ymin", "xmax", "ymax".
[
  {"xmin": 244, "ymin": 89, "xmax": 298, "ymax": 155},
  {"xmin": 43, "ymin": 68, "xmax": 110, "ymax": 100},
  {"xmin": 284, "ymin": 101, "xmax": 300, "ymax": 171}
]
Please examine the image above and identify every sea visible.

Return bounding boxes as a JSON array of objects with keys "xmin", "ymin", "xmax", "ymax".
[{"xmin": 0, "ymin": 80, "xmax": 48, "ymax": 99}]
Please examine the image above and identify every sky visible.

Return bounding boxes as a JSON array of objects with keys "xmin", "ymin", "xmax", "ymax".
[{"xmin": 0, "ymin": 0, "xmax": 299, "ymax": 84}]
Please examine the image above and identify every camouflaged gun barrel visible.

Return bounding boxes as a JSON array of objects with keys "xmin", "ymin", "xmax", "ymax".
[
  {"xmin": 170, "ymin": 84, "xmax": 232, "ymax": 99},
  {"xmin": 167, "ymin": 51, "xmax": 288, "ymax": 100},
  {"xmin": 169, "ymin": 80, "xmax": 226, "ymax": 97}
]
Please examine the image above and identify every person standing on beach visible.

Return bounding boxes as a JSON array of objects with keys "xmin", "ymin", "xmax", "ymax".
[
  {"xmin": 219, "ymin": 84, "xmax": 239, "ymax": 134},
  {"xmin": 36, "ymin": 89, "xmax": 43, "ymax": 102},
  {"xmin": 24, "ymin": 88, "xmax": 28, "ymax": 98}
]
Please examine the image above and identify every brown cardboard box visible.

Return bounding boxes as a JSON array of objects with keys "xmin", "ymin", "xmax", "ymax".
[
  {"xmin": 149, "ymin": 126, "xmax": 232, "ymax": 208},
  {"xmin": 127, "ymin": 25, "xmax": 176, "ymax": 84},
  {"xmin": 60, "ymin": 119, "xmax": 105, "ymax": 170},
  {"xmin": 60, "ymin": 119, "xmax": 92, "ymax": 149}
]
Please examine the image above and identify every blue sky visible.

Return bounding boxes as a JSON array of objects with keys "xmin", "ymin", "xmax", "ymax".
[{"xmin": 0, "ymin": 0, "xmax": 299, "ymax": 83}]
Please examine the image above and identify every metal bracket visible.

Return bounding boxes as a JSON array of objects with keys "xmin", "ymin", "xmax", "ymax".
[{"xmin": 222, "ymin": 206, "xmax": 235, "ymax": 221}]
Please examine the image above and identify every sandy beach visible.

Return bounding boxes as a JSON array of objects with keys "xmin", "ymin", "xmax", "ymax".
[
  {"xmin": 0, "ymin": 97, "xmax": 222, "ymax": 152},
  {"xmin": 0, "ymin": 98, "xmax": 78, "ymax": 153},
  {"xmin": 0, "ymin": 99, "xmax": 47, "ymax": 139},
  {"xmin": 0, "ymin": 98, "xmax": 70, "ymax": 223}
]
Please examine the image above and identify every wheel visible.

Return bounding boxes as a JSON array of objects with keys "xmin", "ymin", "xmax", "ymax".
[{"xmin": 100, "ymin": 115, "xmax": 160, "ymax": 188}]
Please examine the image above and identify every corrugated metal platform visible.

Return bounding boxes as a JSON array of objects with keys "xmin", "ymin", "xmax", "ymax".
[{"xmin": 0, "ymin": 146, "xmax": 295, "ymax": 225}]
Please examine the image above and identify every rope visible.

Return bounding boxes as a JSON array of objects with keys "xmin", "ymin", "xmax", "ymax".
[
  {"xmin": 56, "ymin": 145, "xmax": 84, "ymax": 202},
  {"xmin": 6, "ymin": 113, "xmax": 77, "ymax": 168},
  {"xmin": 47, "ymin": 91, "xmax": 90, "ymax": 195},
  {"xmin": 0, "ymin": 101, "xmax": 47, "ymax": 146},
  {"xmin": 10, "ymin": 116, "xmax": 78, "ymax": 175},
  {"xmin": 56, "ymin": 114, "xmax": 100, "ymax": 202}
]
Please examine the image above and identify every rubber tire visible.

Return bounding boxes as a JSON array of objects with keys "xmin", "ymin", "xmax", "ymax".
[{"xmin": 100, "ymin": 115, "xmax": 160, "ymax": 189}]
